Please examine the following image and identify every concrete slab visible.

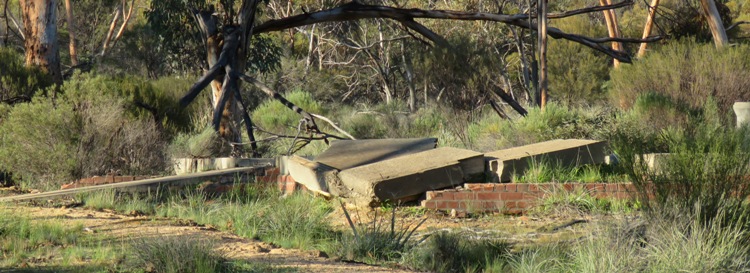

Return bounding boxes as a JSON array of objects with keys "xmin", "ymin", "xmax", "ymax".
[
  {"xmin": 313, "ymin": 138, "xmax": 437, "ymax": 170},
  {"xmin": 286, "ymin": 155, "xmax": 336, "ymax": 197},
  {"xmin": 485, "ymin": 139, "xmax": 608, "ymax": 182},
  {"xmin": 337, "ymin": 147, "xmax": 484, "ymax": 205}
]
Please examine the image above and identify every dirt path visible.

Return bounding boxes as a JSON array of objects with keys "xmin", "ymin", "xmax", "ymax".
[{"xmin": 17, "ymin": 205, "xmax": 416, "ymax": 273}]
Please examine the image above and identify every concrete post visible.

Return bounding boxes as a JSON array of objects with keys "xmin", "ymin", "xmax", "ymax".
[{"xmin": 733, "ymin": 102, "xmax": 750, "ymax": 128}]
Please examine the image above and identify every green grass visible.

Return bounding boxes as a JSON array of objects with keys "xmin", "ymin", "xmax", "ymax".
[
  {"xmin": 511, "ymin": 160, "xmax": 629, "ymax": 184},
  {"xmin": 530, "ymin": 188, "xmax": 639, "ymax": 215},
  {"xmin": 0, "ymin": 209, "xmax": 129, "ymax": 271}
]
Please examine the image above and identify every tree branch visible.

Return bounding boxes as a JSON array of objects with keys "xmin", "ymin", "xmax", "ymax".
[
  {"xmin": 179, "ymin": 30, "xmax": 240, "ymax": 107},
  {"xmin": 254, "ymin": 1, "xmax": 656, "ymax": 63},
  {"xmin": 546, "ymin": 0, "xmax": 632, "ymax": 19},
  {"xmin": 236, "ymin": 73, "xmax": 319, "ymax": 131},
  {"xmin": 399, "ymin": 19, "xmax": 450, "ymax": 48}
]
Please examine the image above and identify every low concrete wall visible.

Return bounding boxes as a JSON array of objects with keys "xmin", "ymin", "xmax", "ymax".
[{"xmin": 421, "ymin": 182, "xmax": 636, "ymax": 215}]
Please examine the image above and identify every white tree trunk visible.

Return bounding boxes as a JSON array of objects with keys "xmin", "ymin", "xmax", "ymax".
[
  {"xmin": 700, "ymin": 0, "xmax": 729, "ymax": 48},
  {"xmin": 20, "ymin": 0, "xmax": 61, "ymax": 84}
]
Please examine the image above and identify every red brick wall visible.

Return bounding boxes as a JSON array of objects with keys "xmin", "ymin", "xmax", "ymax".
[
  {"xmin": 421, "ymin": 183, "xmax": 636, "ymax": 215},
  {"xmin": 255, "ymin": 167, "xmax": 303, "ymax": 193}
]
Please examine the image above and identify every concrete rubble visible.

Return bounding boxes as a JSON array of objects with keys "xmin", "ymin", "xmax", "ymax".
[
  {"xmin": 484, "ymin": 139, "xmax": 608, "ymax": 182},
  {"xmin": 288, "ymin": 138, "xmax": 610, "ymax": 206}
]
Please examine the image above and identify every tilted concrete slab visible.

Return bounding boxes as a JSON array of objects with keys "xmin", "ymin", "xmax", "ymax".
[
  {"xmin": 485, "ymin": 139, "xmax": 608, "ymax": 182},
  {"xmin": 287, "ymin": 155, "xmax": 336, "ymax": 197},
  {"xmin": 0, "ymin": 167, "xmax": 265, "ymax": 203},
  {"xmin": 337, "ymin": 147, "xmax": 484, "ymax": 206},
  {"xmin": 313, "ymin": 138, "xmax": 437, "ymax": 170}
]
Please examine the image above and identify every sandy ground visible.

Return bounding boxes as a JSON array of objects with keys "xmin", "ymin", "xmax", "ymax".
[
  {"xmin": 12, "ymin": 205, "xmax": 419, "ymax": 273},
  {"xmin": 2, "ymin": 183, "xmax": 617, "ymax": 272}
]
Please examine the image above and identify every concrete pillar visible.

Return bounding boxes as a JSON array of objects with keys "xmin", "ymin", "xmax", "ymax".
[{"xmin": 734, "ymin": 102, "xmax": 750, "ymax": 128}]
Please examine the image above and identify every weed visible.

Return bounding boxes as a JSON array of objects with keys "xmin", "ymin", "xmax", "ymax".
[
  {"xmin": 337, "ymin": 203, "xmax": 426, "ymax": 264},
  {"xmin": 403, "ymin": 231, "xmax": 511, "ymax": 273},
  {"xmin": 131, "ymin": 235, "xmax": 228, "ymax": 273}
]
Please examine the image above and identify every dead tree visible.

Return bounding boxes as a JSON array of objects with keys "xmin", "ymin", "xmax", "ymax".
[{"xmin": 180, "ymin": 0, "xmax": 660, "ymax": 157}]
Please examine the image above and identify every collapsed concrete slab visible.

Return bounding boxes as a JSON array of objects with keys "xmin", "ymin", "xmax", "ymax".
[
  {"xmin": 485, "ymin": 139, "xmax": 608, "ymax": 182},
  {"xmin": 313, "ymin": 138, "xmax": 437, "ymax": 170},
  {"xmin": 337, "ymin": 147, "xmax": 484, "ymax": 206},
  {"xmin": 286, "ymin": 156, "xmax": 337, "ymax": 197},
  {"xmin": 288, "ymin": 138, "xmax": 439, "ymax": 198}
]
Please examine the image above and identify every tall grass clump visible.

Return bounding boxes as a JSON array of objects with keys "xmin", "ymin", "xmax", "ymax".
[
  {"xmin": 131, "ymin": 236, "xmax": 228, "ymax": 273},
  {"xmin": 336, "ymin": 205, "xmax": 426, "ymax": 264},
  {"xmin": 562, "ymin": 206, "xmax": 750, "ymax": 272},
  {"xmin": 403, "ymin": 231, "xmax": 511, "ymax": 273}
]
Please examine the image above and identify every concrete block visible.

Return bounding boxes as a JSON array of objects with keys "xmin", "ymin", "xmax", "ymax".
[
  {"xmin": 637, "ymin": 153, "xmax": 671, "ymax": 174},
  {"xmin": 286, "ymin": 155, "xmax": 335, "ymax": 197},
  {"xmin": 485, "ymin": 139, "xmax": 608, "ymax": 182},
  {"xmin": 337, "ymin": 147, "xmax": 484, "ymax": 205},
  {"xmin": 314, "ymin": 138, "xmax": 437, "ymax": 170}
]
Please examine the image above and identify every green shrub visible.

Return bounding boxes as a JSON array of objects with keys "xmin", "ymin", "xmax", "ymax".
[
  {"xmin": 612, "ymin": 103, "xmax": 750, "ymax": 223},
  {"xmin": 0, "ymin": 95, "xmax": 80, "ymax": 188},
  {"xmin": 547, "ymin": 13, "xmax": 610, "ymax": 105},
  {"xmin": 468, "ymin": 103, "xmax": 612, "ymax": 151},
  {"xmin": 168, "ymin": 127, "xmax": 227, "ymax": 158},
  {"xmin": 252, "ymin": 90, "xmax": 326, "ymax": 134},
  {"xmin": 0, "ymin": 74, "xmax": 171, "ymax": 189},
  {"xmin": 609, "ymin": 39, "xmax": 750, "ymax": 127},
  {"xmin": 0, "ymin": 47, "xmax": 51, "ymax": 102}
]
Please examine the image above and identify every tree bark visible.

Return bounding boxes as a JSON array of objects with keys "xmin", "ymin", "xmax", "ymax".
[
  {"xmin": 600, "ymin": 0, "xmax": 623, "ymax": 68},
  {"xmin": 700, "ymin": 0, "xmax": 729, "ymax": 48},
  {"xmin": 63, "ymin": 0, "xmax": 77, "ymax": 66},
  {"xmin": 19, "ymin": 0, "xmax": 61, "ymax": 84},
  {"xmin": 101, "ymin": 5, "xmax": 122, "ymax": 56},
  {"xmin": 537, "ymin": 0, "xmax": 548, "ymax": 109},
  {"xmin": 193, "ymin": 11, "xmax": 242, "ymax": 153},
  {"xmin": 637, "ymin": 0, "xmax": 659, "ymax": 58}
]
